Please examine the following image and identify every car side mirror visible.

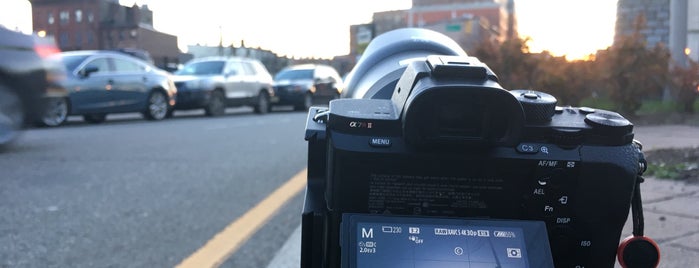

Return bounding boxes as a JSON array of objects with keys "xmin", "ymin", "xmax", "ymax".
[{"xmin": 80, "ymin": 66, "xmax": 100, "ymax": 78}]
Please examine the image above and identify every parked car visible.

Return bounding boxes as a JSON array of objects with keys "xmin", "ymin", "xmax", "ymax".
[
  {"xmin": 271, "ymin": 64, "xmax": 343, "ymax": 111},
  {"xmin": 112, "ymin": 48, "xmax": 155, "ymax": 65},
  {"xmin": 171, "ymin": 56, "xmax": 274, "ymax": 116},
  {"xmin": 0, "ymin": 26, "xmax": 67, "ymax": 148},
  {"xmin": 44, "ymin": 50, "xmax": 177, "ymax": 125}
]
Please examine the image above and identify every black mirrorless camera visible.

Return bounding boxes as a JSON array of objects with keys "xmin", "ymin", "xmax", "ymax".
[{"xmin": 302, "ymin": 28, "xmax": 656, "ymax": 268}]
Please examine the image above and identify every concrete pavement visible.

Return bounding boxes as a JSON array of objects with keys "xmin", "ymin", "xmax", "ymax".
[
  {"xmin": 616, "ymin": 125, "xmax": 699, "ymax": 267},
  {"xmin": 266, "ymin": 125, "xmax": 699, "ymax": 267}
]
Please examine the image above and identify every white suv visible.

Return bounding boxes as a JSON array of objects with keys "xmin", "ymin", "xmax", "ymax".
[{"xmin": 172, "ymin": 57, "xmax": 274, "ymax": 116}]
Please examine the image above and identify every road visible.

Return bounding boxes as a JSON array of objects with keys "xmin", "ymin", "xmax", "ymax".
[{"xmin": 0, "ymin": 108, "xmax": 309, "ymax": 268}]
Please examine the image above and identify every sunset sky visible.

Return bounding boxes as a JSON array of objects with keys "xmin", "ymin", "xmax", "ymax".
[{"xmin": 1, "ymin": 0, "xmax": 617, "ymax": 60}]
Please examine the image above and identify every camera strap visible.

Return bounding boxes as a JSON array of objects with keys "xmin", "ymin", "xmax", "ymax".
[
  {"xmin": 631, "ymin": 175, "xmax": 645, "ymax": 237},
  {"xmin": 630, "ymin": 140, "xmax": 648, "ymax": 237},
  {"xmin": 616, "ymin": 148, "xmax": 660, "ymax": 268}
]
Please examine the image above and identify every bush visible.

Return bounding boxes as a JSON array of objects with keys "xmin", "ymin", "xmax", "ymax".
[
  {"xmin": 637, "ymin": 100, "xmax": 680, "ymax": 115},
  {"xmin": 579, "ymin": 97, "xmax": 616, "ymax": 111}
]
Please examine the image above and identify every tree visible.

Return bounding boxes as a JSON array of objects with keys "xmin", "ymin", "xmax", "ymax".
[
  {"xmin": 670, "ymin": 60, "xmax": 699, "ymax": 113},
  {"xmin": 471, "ymin": 37, "xmax": 537, "ymax": 90},
  {"xmin": 530, "ymin": 53, "xmax": 595, "ymax": 106},
  {"xmin": 597, "ymin": 15, "xmax": 671, "ymax": 116},
  {"xmin": 472, "ymin": 37, "xmax": 596, "ymax": 106}
]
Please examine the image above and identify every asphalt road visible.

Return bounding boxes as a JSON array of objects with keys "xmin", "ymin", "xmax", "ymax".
[{"xmin": 0, "ymin": 108, "xmax": 310, "ymax": 268}]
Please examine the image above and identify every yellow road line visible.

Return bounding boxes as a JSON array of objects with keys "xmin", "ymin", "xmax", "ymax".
[{"xmin": 176, "ymin": 168, "xmax": 307, "ymax": 268}]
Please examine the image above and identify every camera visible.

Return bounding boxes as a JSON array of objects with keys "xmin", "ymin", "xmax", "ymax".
[{"xmin": 302, "ymin": 28, "xmax": 650, "ymax": 268}]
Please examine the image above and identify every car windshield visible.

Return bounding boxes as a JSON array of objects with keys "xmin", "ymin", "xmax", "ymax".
[
  {"xmin": 274, "ymin": 69, "xmax": 313, "ymax": 80},
  {"xmin": 54, "ymin": 54, "xmax": 90, "ymax": 72},
  {"xmin": 174, "ymin": 61, "xmax": 225, "ymax": 75}
]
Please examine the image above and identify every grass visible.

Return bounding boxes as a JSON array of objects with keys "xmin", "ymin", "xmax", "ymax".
[
  {"xmin": 637, "ymin": 100, "xmax": 682, "ymax": 114},
  {"xmin": 579, "ymin": 97, "xmax": 616, "ymax": 111},
  {"xmin": 645, "ymin": 162, "xmax": 699, "ymax": 181}
]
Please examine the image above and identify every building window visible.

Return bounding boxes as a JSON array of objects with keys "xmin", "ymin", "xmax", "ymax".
[
  {"xmin": 59, "ymin": 11, "xmax": 70, "ymax": 24},
  {"xmin": 75, "ymin": 10, "xmax": 83, "ymax": 23},
  {"xmin": 87, "ymin": 32, "xmax": 94, "ymax": 46},
  {"xmin": 88, "ymin": 12, "xmax": 94, "ymax": 23},
  {"xmin": 74, "ymin": 32, "xmax": 82, "ymax": 48},
  {"xmin": 48, "ymin": 13, "xmax": 55, "ymax": 24},
  {"xmin": 59, "ymin": 32, "xmax": 69, "ymax": 47}
]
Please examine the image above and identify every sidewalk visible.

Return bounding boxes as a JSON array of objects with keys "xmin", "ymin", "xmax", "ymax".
[
  {"xmin": 619, "ymin": 125, "xmax": 699, "ymax": 267},
  {"xmin": 633, "ymin": 124, "xmax": 699, "ymax": 150},
  {"xmin": 618, "ymin": 176, "xmax": 699, "ymax": 267}
]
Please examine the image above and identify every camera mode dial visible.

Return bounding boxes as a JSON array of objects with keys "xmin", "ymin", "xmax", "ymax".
[{"xmin": 510, "ymin": 90, "xmax": 557, "ymax": 123}]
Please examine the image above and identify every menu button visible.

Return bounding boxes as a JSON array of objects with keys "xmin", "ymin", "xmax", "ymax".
[{"xmin": 369, "ymin": 138, "xmax": 392, "ymax": 147}]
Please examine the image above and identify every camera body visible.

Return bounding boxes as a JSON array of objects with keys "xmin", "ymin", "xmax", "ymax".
[{"xmin": 302, "ymin": 30, "xmax": 644, "ymax": 268}]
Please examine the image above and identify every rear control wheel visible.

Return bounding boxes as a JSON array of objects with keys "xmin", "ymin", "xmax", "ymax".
[
  {"xmin": 254, "ymin": 91, "xmax": 270, "ymax": 114},
  {"xmin": 143, "ymin": 90, "xmax": 168, "ymax": 121},
  {"xmin": 38, "ymin": 97, "xmax": 69, "ymax": 127},
  {"xmin": 205, "ymin": 90, "xmax": 225, "ymax": 116},
  {"xmin": 83, "ymin": 114, "xmax": 107, "ymax": 124}
]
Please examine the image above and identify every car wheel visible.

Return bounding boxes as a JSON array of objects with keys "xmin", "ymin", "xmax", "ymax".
[
  {"xmin": 38, "ymin": 97, "xmax": 68, "ymax": 127},
  {"xmin": 205, "ymin": 90, "xmax": 225, "ymax": 116},
  {"xmin": 295, "ymin": 93, "xmax": 313, "ymax": 111},
  {"xmin": 253, "ymin": 91, "xmax": 270, "ymax": 114},
  {"xmin": 0, "ymin": 85, "xmax": 24, "ymax": 146},
  {"xmin": 143, "ymin": 90, "xmax": 168, "ymax": 121},
  {"xmin": 83, "ymin": 114, "xmax": 106, "ymax": 124}
]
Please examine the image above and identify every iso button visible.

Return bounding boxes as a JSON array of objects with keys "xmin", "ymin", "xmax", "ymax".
[
  {"xmin": 369, "ymin": 137, "xmax": 392, "ymax": 148},
  {"xmin": 516, "ymin": 143, "xmax": 539, "ymax": 154}
]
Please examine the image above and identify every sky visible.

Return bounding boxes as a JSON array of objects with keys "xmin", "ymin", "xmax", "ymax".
[{"xmin": 1, "ymin": 0, "xmax": 617, "ymax": 60}]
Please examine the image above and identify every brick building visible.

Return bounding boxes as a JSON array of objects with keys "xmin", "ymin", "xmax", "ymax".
[
  {"xmin": 615, "ymin": 0, "xmax": 699, "ymax": 64},
  {"xmin": 348, "ymin": 0, "xmax": 516, "ymax": 59},
  {"xmin": 615, "ymin": 0, "xmax": 671, "ymax": 48},
  {"xmin": 30, "ymin": 0, "xmax": 181, "ymax": 68},
  {"xmin": 408, "ymin": 0, "xmax": 516, "ymax": 42}
]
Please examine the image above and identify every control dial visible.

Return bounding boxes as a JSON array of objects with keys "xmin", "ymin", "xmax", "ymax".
[
  {"xmin": 584, "ymin": 111, "xmax": 633, "ymax": 136},
  {"xmin": 510, "ymin": 90, "xmax": 557, "ymax": 123}
]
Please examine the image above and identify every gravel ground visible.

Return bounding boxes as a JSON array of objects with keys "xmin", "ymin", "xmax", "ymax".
[
  {"xmin": 644, "ymin": 147, "xmax": 699, "ymax": 184},
  {"xmin": 633, "ymin": 112, "xmax": 699, "ymax": 184}
]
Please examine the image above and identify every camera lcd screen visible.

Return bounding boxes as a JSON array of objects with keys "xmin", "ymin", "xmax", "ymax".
[{"xmin": 341, "ymin": 214, "xmax": 553, "ymax": 268}]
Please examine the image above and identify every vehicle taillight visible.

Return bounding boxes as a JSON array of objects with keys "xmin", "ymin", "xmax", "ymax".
[{"xmin": 34, "ymin": 45, "xmax": 61, "ymax": 58}]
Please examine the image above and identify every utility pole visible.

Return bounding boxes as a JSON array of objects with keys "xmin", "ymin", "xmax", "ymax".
[
  {"xmin": 670, "ymin": 0, "xmax": 688, "ymax": 68},
  {"xmin": 218, "ymin": 25, "xmax": 223, "ymax": 56},
  {"xmin": 668, "ymin": 0, "xmax": 689, "ymax": 101}
]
